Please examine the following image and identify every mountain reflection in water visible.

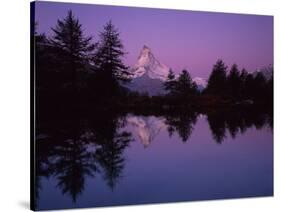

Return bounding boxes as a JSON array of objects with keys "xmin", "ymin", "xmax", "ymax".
[
  {"xmin": 126, "ymin": 115, "xmax": 167, "ymax": 147},
  {"xmin": 35, "ymin": 109, "xmax": 273, "ymax": 210}
]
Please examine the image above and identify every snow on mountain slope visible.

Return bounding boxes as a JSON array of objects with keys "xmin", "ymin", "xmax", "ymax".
[
  {"xmin": 130, "ymin": 45, "xmax": 170, "ymax": 81},
  {"xmin": 124, "ymin": 45, "xmax": 208, "ymax": 95},
  {"xmin": 125, "ymin": 73, "xmax": 165, "ymax": 96}
]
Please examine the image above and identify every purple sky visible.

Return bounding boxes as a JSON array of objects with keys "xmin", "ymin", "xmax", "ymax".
[{"xmin": 35, "ymin": 1, "xmax": 273, "ymax": 78}]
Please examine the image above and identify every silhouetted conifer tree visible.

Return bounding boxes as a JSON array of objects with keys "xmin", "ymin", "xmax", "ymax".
[
  {"xmin": 93, "ymin": 21, "xmax": 131, "ymax": 97},
  {"xmin": 191, "ymin": 81, "xmax": 199, "ymax": 94},
  {"xmin": 175, "ymin": 70, "xmax": 197, "ymax": 97},
  {"xmin": 164, "ymin": 69, "xmax": 177, "ymax": 95},
  {"xmin": 50, "ymin": 10, "xmax": 96, "ymax": 89},
  {"xmin": 239, "ymin": 68, "xmax": 248, "ymax": 99},
  {"xmin": 244, "ymin": 73, "xmax": 255, "ymax": 99},
  {"xmin": 206, "ymin": 59, "xmax": 227, "ymax": 95},
  {"xmin": 227, "ymin": 64, "xmax": 241, "ymax": 99},
  {"xmin": 253, "ymin": 72, "xmax": 267, "ymax": 100}
]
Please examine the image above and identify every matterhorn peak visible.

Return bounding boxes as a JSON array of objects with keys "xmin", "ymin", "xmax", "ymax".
[
  {"xmin": 135, "ymin": 45, "xmax": 154, "ymax": 67},
  {"xmin": 125, "ymin": 45, "xmax": 208, "ymax": 95},
  {"xmin": 131, "ymin": 45, "xmax": 170, "ymax": 81},
  {"xmin": 140, "ymin": 45, "xmax": 151, "ymax": 54},
  {"xmin": 142, "ymin": 44, "xmax": 150, "ymax": 51}
]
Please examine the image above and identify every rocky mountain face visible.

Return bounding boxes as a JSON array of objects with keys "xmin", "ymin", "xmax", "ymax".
[
  {"xmin": 130, "ymin": 45, "xmax": 170, "ymax": 81},
  {"xmin": 123, "ymin": 45, "xmax": 206, "ymax": 95}
]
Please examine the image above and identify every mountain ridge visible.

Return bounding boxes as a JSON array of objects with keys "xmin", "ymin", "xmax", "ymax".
[
  {"xmin": 130, "ymin": 45, "xmax": 170, "ymax": 81},
  {"xmin": 124, "ymin": 45, "xmax": 208, "ymax": 95}
]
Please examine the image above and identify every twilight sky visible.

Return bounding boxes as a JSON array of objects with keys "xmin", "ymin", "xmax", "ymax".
[{"xmin": 35, "ymin": 1, "xmax": 273, "ymax": 78}]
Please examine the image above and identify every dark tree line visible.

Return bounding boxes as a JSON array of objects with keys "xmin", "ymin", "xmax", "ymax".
[
  {"xmin": 206, "ymin": 107, "xmax": 272, "ymax": 143},
  {"xmin": 35, "ymin": 10, "xmax": 130, "ymax": 109},
  {"xmin": 164, "ymin": 69, "xmax": 198, "ymax": 97},
  {"xmin": 162, "ymin": 59, "xmax": 272, "ymax": 108},
  {"xmin": 34, "ymin": 10, "xmax": 273, "ymax": 110},
  {"xmin": 204, "ymin": 59, "xmax": 273, "ymax": 104}
]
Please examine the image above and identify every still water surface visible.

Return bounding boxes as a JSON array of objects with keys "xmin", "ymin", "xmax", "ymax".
[{"xmin": 36, "ymin": 112, "xmax": 273, "ymax": 210}]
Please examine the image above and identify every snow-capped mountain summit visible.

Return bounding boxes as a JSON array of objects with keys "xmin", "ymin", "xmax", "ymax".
[
  {"xmin": 124, "ymin": 45, "xmax": 207, "ymax": 95},
  {"xmin": 131, "ymin": 45, "xmax": 170, "ymax": 81}
]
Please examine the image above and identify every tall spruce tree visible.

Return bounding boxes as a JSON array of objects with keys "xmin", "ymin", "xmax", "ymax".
[
  {"xmin": 240, "ymin": 68, "xmax": 248, "ymax": 83},
  {"xmin": 35, "ymin": 22, "xmax": 53, "ymax": 91},
  {"xmin": 244, "ymin": 73, "xmax": 255, "ymax": 99},
  {"xmin": 50, "ymin": 10, "xmax": 96, "ymax": 88},
  {"xmin": 175, "ymin": 70, "xmax": 197, "ymax": 97},
  {"xmin": 94, "ymin": 21, "xmax": 131, "ymax": 83},
  {"xmin": 191, "ymin": 81, "xmax": 199, "ymax": 94},
  {"xmin": 240, "ymin": 68, "xmax": 248, "ymax": 99},
  {"xmin": 93, "ymin": 21, "xmax": 132, "ymax": 97},
  {"xmin": 164, "ymin": 69, "xmax": 177, "ymax": 95},
  {"xmin": 206, "ymin": 59, "xmax": 227, "ymax": 95},
  {"xmin": 227, "ymin": 64, "xmax": 241, "ymax": 99},
  {"xmin": 253, "ymin": 72, "xmax": 267, "ymax": 100}
]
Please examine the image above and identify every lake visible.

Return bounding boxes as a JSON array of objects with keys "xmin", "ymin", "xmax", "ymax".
[{"xmin": 35, "ymin": 110, "xmax": 273, "ymax": 210}]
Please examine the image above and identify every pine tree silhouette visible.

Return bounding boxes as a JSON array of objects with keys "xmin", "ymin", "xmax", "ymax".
[
  {"xmin": 50, "ymin": 10, "xmax": 96, "ymax": 90},
  {"xmin": 93, "ymin": 21, "xmax": 132, "ymax": 97},
  {"xmin": 206, "ymin": 59, "xmax": 227, "ymax": 95},
  {"xmin": 227, "ymin": 64, "xmax": 241, "ymax": 99},
  {"xmin": 164, "ymin": 69, "xmax": 177, "ymax": 95}
]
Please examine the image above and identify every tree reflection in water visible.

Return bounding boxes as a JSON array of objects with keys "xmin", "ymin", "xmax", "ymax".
[
  {"xmin": 35, "ymin": 107, "xmax": 272, "ymax": 205},
  {"xmin": 164, "ymin": 111, "xmax": 198, "ymax": 142},
  {"xmin": 206, "ymin": 108, "xmax": 272, "ymax": 143},
  {"xmin": 35, "ymin": 111, "xmax": 133, "ymax": 204}
]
